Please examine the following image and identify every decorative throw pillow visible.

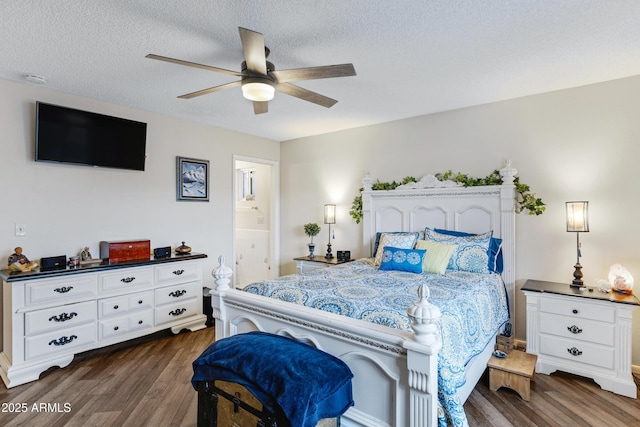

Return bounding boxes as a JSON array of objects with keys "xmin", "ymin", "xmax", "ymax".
[
  {"xmin": 371, "ymin": 231, "xmax": 420, "ymax": 258},
  {"xmin": 434, "ymin": 228, "xmax": 503, "ymax": 273},
  {"xmin": 378, "ymin": 246, "xmax": 426, "ymax": 274},
  {"xmin": 424, "ymin": 228, "xmax": 492, "ymax": 273},
  {"xmin": 414, "ymin": 240, "xmax": 458, "ymax": 274},
  {"xmin": 373, "ymin": 232, "xmax": 419, "ymax": 266}
]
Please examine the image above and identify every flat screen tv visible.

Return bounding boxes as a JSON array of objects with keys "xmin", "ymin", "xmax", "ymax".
[{"xmin": 35, "ymin": 102, "xmax": 147, "ymax": 171}]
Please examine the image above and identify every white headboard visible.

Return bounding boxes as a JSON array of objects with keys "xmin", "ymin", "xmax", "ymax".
[{"xmin": 360, "ymin": 170, "xmax": 516, "ymax": 316}]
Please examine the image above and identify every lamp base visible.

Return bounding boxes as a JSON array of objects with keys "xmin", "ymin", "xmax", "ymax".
[
  {"xmin": 325, "ymin": 242, "xmax": 333, "ymax": 259},
  {"xmin": 571, "ymin": 263, "xmax": 584, "ymax": 287}
]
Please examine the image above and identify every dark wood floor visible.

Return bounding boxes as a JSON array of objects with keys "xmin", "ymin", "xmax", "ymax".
[{"xmin": 1, "ymin": 327, "xmax": 639, "ymax": 426}]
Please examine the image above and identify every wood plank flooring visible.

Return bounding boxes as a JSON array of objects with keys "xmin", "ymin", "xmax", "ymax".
[{"xmin": 1, "ymin": 327, "xmax": 639, "ymax": 426}]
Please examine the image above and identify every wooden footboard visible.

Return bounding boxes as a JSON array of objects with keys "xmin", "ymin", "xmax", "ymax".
[{"xmin": 210, "ymin": 281, "xmax": 441, "ymax": 427}]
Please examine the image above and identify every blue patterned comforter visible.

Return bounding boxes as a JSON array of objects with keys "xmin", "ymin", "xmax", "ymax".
[{"xmin": 244, "ymin": 259, "xmax": 509, "ymax": 426}]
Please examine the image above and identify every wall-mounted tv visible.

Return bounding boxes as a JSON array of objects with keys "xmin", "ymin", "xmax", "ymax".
[{"xmin": 35, "ymin": 102, "xmax": 147, "ymax": 171}]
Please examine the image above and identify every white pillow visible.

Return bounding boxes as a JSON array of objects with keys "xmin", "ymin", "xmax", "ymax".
[{"xmin": 374, "ymin": 233, "xmax": 419, "ymax": 266}]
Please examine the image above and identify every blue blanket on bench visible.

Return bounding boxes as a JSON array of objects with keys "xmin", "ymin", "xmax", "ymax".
[{"xmin": 192, "ymin": 332, "xmax": 354, "ymax": 427}]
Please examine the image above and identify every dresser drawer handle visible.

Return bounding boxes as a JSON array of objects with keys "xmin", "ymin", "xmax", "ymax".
[
  {"xmin": 113, "ymin": 305, "xmax": 119, "ymax": 310},
  {"xmin": 54, "ymin": 286, "xmax": 73, "ymax": 294},
  {"xmin": 169, "ymin": 290, "xmax": 187, "ymax": 298},
  {"xmin": 49, "ymin": 335, "xmax": 78, "ymax": 346},
  {"xmin": 114, "ymin": 326, "xmax": 119, "ymax": 331},
  {"xmin": 567, "ymin": 347, "xmax": 583, "ymax": 356},
  {"xmin": 138, "ymin": 300, "xmax": 143, "ymax": 304},
  {"xmin": 572, "ymin": 309, "xmax": 578, "ymax": 314},
  {"xmin": 567, "ymin": 325, "xmax": 583, "ymax": 334},
  {"xmin": 172, "ymin": 269, "xmax": 185, "ymax": 276},
  {"xmin": 169, "ymin": 308, "xmax": 187, "ymax": 317},
  {"xmin": 49, "ymin": 312, "xmax": 78, "ymax": 322},
  {"xmin": 138, "ymin": 320, "xmax": 143, "ymax": 325},
  {"xmin": 120, "ymin": 277, "xmax": 136, "ymax": 283}
]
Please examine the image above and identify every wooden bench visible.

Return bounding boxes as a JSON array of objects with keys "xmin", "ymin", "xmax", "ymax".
[{"xmin": 488, "ymin": 350, "xmax": 537, "ymax": 401}]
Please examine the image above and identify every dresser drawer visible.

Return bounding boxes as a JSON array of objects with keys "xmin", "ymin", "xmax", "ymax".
[
  {"xmin": 539, "ymin": 313, "xmax": 615, "ymax": 346},
  {"xmin": 25, "ymin": 323, "xmax": 97, "ymax": 361},
  {"xmin": 154, "ymin": 298, "xmax": 199, "ymax": 326},
  {"xmin": 99, "ymin": 309, "xmax": 153, "ymax": 339},
  {"xmin": 98, "ymin": 267, "xmax": 153, "ymax": 295},
  {"xmin": 25, "ymin": 301, "xmax": 96, "ymax": 336},
  {"xmin": 155, "ymin": 281, "xmax": 201, "ymax": 306},
  {"xmin": 539, "ymin": 297, "xmax": 615, "ymax": 323},
  {"xmin": 25, "ymin": 275, "xmax": 98, "ymax": 308},
  {"xmin": 155, "ymin": 261, "xmax": 201, "ymax": 286},
  {"xmin": 99, "ymin": 291, "xmax": 153, "ymax": 318},
  {"xmin": 539, "ymin": 334, "xmax": 614, "ymax": 370}
]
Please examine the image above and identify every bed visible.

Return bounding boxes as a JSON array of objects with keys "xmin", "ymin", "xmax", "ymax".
[{"xmin": 210, "ymin": 164, "xmax": 517, "ymax": 427}]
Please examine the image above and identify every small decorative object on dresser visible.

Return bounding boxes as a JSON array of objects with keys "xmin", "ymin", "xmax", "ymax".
[
  {"xmin": 522, "ymin": 279, "xmax": 640, "ymax": 398},
  {"xmin": 608, "ymin": 263, "xmax": 634, "ymax": 294},
  {"xmin": 303, "ymin": 223, "xmax": 320, "ymax": 258},
  {"xmin": 175, "ymin": 241, "xmax": 192, "ymax": 254},
  {"xmin": 7, "ymin": 247, "xmax": 38, "ymax": 272}
]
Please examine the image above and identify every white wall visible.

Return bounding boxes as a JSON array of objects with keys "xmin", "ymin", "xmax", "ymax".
[
  {"xmin": 0, "ymin": 77, "xmax": 279, "ymax": 290},
  {"xmin": 280, "ymin": 75, "xmax": 640, "ymax": 364}
]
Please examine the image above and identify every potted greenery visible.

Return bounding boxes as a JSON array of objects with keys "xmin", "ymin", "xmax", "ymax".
[{"xmin": 304, "ymin": 223, "xmax": 321, "ymax": 258}]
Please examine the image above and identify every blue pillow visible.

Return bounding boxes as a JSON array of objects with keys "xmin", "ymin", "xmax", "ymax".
[
  {"xmin": 434, "ymin": 228, "xmax": 503, "ymax": 273},
  {"xmin": 378, "ymin": 246, "xmax": 426, "ymax": 274}
]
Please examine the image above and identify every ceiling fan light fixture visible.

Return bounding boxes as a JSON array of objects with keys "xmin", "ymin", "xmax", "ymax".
[{"xmin": 241, "ymin": 78, "xmax": 275, "ymax": 102}]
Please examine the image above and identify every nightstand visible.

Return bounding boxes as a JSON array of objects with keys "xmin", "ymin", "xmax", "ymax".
[
  {"xmin": 293, "ymin": 256, "xmax": 354, "ymax": 274},
  {"xmin": 522, "ymin": 279, "xmax": 640, "ymax": 398}
]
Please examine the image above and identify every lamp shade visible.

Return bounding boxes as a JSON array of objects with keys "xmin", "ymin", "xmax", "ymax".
[
  {"xmin": 324, "ymin": 204, "xmax": 336, "ymax": 224},
  {"xmin": 566, "ymin": 201, "xmax": 589, "ymax": 232}
]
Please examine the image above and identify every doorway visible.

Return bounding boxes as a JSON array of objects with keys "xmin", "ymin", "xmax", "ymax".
[{"xmin": 233, "ymin": 156, "xmax": 279, "ymax": 288}]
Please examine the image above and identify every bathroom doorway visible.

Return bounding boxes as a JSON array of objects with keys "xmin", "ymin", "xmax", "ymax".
[{"xmin": 233, "ymin": 156, "xmax": 279, "ymax": 288}]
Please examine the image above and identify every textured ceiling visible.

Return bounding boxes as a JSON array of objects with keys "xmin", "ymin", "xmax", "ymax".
[{"xmin": 2, "ymin": 1, "xmax": 640, "ymax": 141}]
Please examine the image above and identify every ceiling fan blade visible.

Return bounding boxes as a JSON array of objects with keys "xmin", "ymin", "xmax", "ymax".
[
  {"xmin": 276, "ymin": 83, "xmax": 338, "ymax": 108},
  {"xmin": 146, "ymin": 54, "xmax": 242, "ymax": 77},
  {"xmin": 271, "ymin": 64, "xmax": 356, "ymax": 83},
  {"xmin": 238, "ymin": 27, "xmax": 267, "ymax": 75},
  {"xmin": 253, "ymin": 101, "xmax": 268, "ymax": 114},
  {"xmin": 178, "ymin": 80, "xmax": 242, "ymax": 99}
]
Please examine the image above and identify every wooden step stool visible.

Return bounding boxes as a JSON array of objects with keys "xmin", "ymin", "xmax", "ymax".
[{"xmin": 488, "ymin": 350, "xmax": 537, "ymax": 401}]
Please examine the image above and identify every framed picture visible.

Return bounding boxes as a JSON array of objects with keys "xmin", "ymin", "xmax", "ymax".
[{"xmin": 176, "ymin": 156, "xmax": 209, "ymax": 202}]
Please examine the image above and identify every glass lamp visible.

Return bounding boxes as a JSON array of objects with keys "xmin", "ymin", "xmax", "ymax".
[
  {"xmin": 324, "ymin": 204, "xmax": 336, "ymax": 259},
  {"xmin": 566, "ymin": 201, "xmax": 589, "ymax": 287}
]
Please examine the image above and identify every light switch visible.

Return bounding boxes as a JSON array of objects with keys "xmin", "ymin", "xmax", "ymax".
[{"xmin": 15, "ymin": 223, "xmax": 26, "ymax": 236}]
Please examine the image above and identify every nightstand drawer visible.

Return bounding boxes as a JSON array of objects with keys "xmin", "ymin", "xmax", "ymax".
[
  {"xmin": 539, "ymin": 334, "xmax": 614, "ymax": 370},
  {"xmin": 539, "ymin": 297, "xmax": 615, "ymax": 323},
  {"xmin": 539, "ymin": 313, "xmax": 614, "ymax": 346}
]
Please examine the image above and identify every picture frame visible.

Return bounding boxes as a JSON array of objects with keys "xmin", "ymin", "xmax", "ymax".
[{"xmin": 176, "ymin": 156, "xmax": 210, "ymax": 202}]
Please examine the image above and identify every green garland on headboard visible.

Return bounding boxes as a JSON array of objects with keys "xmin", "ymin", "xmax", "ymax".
[{"xmin": 349, "ymin": 169, "xmax": 545, "ymax": 224}]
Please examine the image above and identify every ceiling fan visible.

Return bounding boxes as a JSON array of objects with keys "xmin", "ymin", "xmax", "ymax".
[{"xmin": 146, "ymin": 27, "xmax": 356, "ymax": 114}]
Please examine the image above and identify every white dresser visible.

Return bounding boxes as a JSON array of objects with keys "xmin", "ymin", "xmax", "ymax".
[
  {"xmin": 522, "ymin": 279, "xmax": 639, "ymax": 398},
  {"xmin": 0, "ymin": 254, "xmax": 207, "ymax": 388}
]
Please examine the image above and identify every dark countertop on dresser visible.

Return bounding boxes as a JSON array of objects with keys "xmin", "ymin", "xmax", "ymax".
[
  {"xmin": 1, "ymin": 253, "xmax": 207, "ymax": 283},
  {"xmin": 522, "ymin": 279, "xmax": 640, "ymax": 306}
]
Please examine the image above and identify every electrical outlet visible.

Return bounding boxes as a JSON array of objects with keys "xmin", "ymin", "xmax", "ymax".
[{"xmin": 15, "ymin": 223, "xmax": 26, "ymax": 236}]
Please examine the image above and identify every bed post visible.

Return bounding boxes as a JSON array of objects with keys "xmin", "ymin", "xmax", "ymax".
[
  {"xmin": 211, "ymin": 255, "xmax": 233, "ymax": 339},
  {"xmin": 361, "ymin": 171, "xmax": 375, "ymax": 257},
  {"xmin": 499, "ymin": 161, "xmax": 517, "ymax": 319},
  {"xmin": 404, "ymin": 285, "xmax": 442, "ymax": 427}
]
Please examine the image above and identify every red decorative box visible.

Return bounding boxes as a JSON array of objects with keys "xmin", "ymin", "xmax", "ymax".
[{"xmin": 100, "ymin": 240, "xmax": 151, "ymax": 263}]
